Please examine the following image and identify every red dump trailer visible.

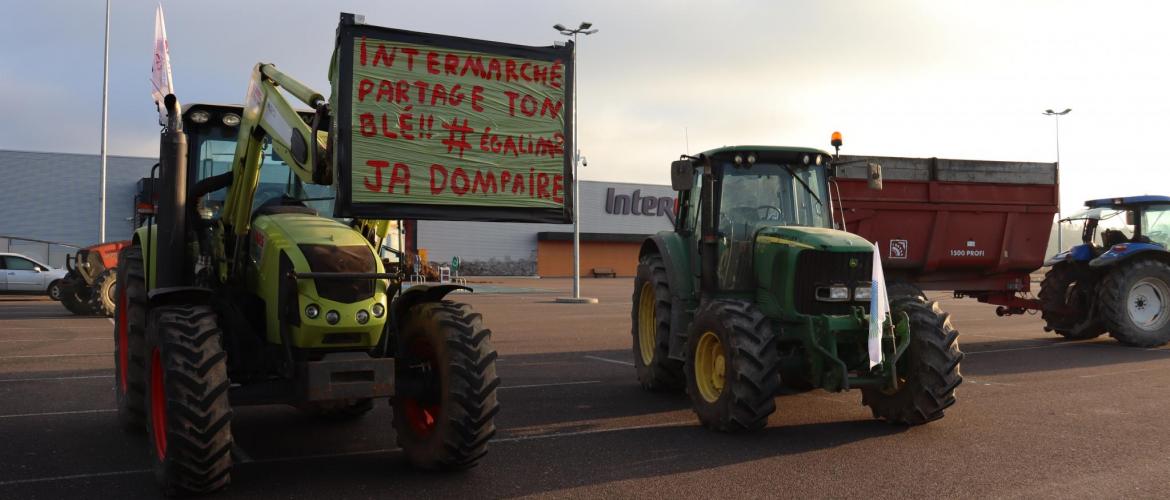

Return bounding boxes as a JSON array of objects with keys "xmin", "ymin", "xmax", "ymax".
[{"xmin": 834, "ymin": 155, "xmax": 1058, "ymax": 314}]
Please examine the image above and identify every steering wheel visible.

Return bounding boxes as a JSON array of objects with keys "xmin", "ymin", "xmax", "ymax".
[{"xmin": 757, "ymin": 205, "xmax": 782, "ymax": 221}]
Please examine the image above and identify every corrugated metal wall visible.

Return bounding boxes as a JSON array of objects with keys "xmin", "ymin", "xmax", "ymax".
[{"xmin": 0, "ymin": 150, "xmax": 156, "ymax": 247}]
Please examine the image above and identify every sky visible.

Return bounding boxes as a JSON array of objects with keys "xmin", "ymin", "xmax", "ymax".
[{"xmin": 2, "ymin": 0, "xmax": 1169, "ymax": 214}]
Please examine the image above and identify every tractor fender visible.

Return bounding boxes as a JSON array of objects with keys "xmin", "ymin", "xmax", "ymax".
[
  {"xmin": 1044, "ymin": 244, "xmax": 1095, "ymax": 267},
  {"xmin": 1089, "ymin": 242, "xmax": 1170, "ymax": 268},
  {"xmin": 390, "ymin": 283, "xmax": 472, "ymax": 333},
  {"xmin": 639, "ymin": 233, "xmax": 695, "ymax": 362}
]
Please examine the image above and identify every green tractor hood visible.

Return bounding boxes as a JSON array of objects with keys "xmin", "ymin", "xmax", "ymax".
[{"xmin": 755, "ymin": 226, "xmax": 874, "ymax": 252}]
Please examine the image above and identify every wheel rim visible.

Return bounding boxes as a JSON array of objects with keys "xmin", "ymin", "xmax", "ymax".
[
  {"xmin": 637, "ymin": 282, "xmax": 656, "ymax": 365},
  {"xmin": 149, "ymin": 348, "xmax": 167, "ymax": 458},
  {"xmin": 693, "ymin": 331, "xmax": 726, "ymax": 403},
  {"xmin": 49, "ymin": 284, "xmax": 61, "ymax": 300},
  {"xmin": 116, "ymin": 286, "xmax": 128, "ymax": 393},
  {"xmin": 1127, "ymin": 277, "xmax": 1170, "ymax": 331},
  {"xmin": 403, "ymin": 338, "xmax": 440, "ymax": 438}
]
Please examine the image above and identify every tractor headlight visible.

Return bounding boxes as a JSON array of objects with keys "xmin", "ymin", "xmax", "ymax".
[
  {"xmin": 371, "ymin": 303, "xmax": 385, "ymax": 318},
  {"xmin": 854, "ymin": 285, "xmax": 873, "ymax": 301},
  {"xmin": 325, "ymin": 310, "xmax": 340, "ymax": 325},
  {"xmin": 816, "ymin": 285, "xmax": 850, "ymax": 302},
  {"xmin": 222, "ymin": 113, "xmax": 241, "ymax": 127},
  {"xmin": 305, "ymin": 304, "xmax": 321, "ymax": 319},
  {"xmin": 356, "ymin": 309, "xmax": 370, "ymax": 324},
  {"xmin": 189, "ymin": 110, "xmax": 210, "ymax": 124}
]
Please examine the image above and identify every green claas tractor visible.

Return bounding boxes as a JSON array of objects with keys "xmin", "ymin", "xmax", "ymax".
[
  {"xmin": 632, "ymin": 139, "xmax": 963, "ymax": 431},
  {"xmin": 114, "ymin": 59, "xmax": 498, "ymax": 495}
]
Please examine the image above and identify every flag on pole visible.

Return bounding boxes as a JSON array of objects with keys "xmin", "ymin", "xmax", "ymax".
[
  {"xmin": 868, "ymin": 241, "xmax": 891, "ymax": 368},
  {"xmin": 150, "ymin": 3, "xmax": 174, "ymax": 125}
]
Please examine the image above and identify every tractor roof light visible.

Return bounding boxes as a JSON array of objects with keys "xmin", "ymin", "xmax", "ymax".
[
  {"xmin": 222, "ymin": 113, "xmax": 241, "ymax": 127},
  {"xmin": 734, "ymin": 154, "xmax": 744, "ymax": 165},
  {"xmin": 747, "ymin": 153, "xmax": 757, "ymax": 165},
  {"xmin": 189, "ymin": 110, "xmax": 210, "ymax": 124},
  {"xmin": 831, "ymin": 131, "xmax": 843, "ymax": 148}
]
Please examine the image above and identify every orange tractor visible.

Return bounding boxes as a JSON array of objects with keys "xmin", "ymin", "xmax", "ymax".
[{"xmin": 58, "ymin": 240, "xmax": 130, "ymax": 316}]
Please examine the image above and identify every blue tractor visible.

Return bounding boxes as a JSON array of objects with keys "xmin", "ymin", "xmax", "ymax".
[{"xmin": 1040, "ymin": 196, "xmax": 1170, "ymax": 346}]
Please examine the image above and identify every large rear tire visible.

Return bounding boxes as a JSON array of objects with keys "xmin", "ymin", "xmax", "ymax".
[
  {"xmin": 1039, "ymin": 262, "xmax": 1104, "ymax": 340},
  {"xmin": 87, "ymin": 269, "xmax": 117, "ymax": 317},
  {"xmin": 862, "ymin": 299, "xmax": 963, "ymax": 425},
  {"xmin": 631, "ymin": 254, "xmax": 684, "ymax": 391},
  {"xmin": 684, "ymin": 300, "xmax": 779, "ymax": 432},
  {"xmin": 145, "ymin": 305, "xmax": 233, "ymax": 496},
  {"xmin": 393, "ymin": 301, "xmax": 500, "ymax": 470},
  {"xmin": 113, "ymin": 247, "xmax": 148, "ymax": 432},
  {"xmin": 1098, "ymin": 259, "xmax": 1170, "ymax": 347}
]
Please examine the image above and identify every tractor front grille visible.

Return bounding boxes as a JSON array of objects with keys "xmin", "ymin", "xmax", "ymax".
[
  {"xmin": 791, "ymin": 250, "xmax": 873, "ymax": 315},
  {"xmin": 298, "ymin": 244, "xmax": 376, "ymax": 304}
]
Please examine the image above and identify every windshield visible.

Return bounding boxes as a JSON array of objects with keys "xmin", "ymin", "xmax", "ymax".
[
  {"xmin": 195, "ymin": 137, "xmax": 335, "ymax": 217},
  {"xmin": 719, "ymin": 163, "xmax": 829, "ymax": 230},
  {"xmin": 1142, "ymin": 205, "xmax": 1170, "ymax": 246}
]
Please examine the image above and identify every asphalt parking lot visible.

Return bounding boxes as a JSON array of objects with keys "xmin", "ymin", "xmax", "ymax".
[{"xmin": 3, "ymin": 278, "xmax": 1170, "ymax": 499}]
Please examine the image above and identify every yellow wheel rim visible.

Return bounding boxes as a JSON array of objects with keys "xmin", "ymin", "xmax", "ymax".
[
  {"xmin": 694, "ymin": 331, "xmax": 726, "ymax": 403},
  {"xmin": 637, "ymin": 282, "xmax": 656, "ymax": 365}
]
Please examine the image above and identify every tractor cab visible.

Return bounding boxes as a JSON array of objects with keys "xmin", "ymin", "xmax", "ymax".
[{"xmin": 1049, "ymin": 196, "xmax": 1170, "ymax": 267}]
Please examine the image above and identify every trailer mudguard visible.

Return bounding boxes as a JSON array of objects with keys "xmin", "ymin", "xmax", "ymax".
[
  {"xmin": 1089, "ymin": 242, "xmax": 1170, "ymax": 268},
  {"xmin": 639, "ymin": 232, "xmax": 695, "ymax": 361}
]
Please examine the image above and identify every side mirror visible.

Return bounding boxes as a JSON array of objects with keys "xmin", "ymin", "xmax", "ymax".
[
  {"xmin": 867, "ymin": 162, "xmax": 883, "ymax": 190},
  {"xmin": 671, "ymin": 160, "xmax": 694, "ymax": 191}
]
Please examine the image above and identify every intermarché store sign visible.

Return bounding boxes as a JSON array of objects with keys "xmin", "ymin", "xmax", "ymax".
[
  {"xmin": 604, "ymin": 187, "xmax": 677, "ymax": 224},
  {"xmin": 332, "ymin": 19, "xmax": 574, "ymax": 223}
]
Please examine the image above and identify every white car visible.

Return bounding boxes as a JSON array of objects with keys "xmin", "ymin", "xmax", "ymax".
[{"xmin": 0, "ymin": 253, "xmax": 68, "ymax": 298}]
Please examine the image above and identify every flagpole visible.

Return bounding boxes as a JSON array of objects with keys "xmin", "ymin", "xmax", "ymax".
[{"xmin": 99, "ymin": 0, "xmax": 110, "ymax": 243}]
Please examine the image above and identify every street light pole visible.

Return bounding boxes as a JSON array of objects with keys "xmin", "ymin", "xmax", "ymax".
[
  {"xmin": 554, "ymin": 22, "xmax": 598, "ymax": 305},
  {"xmin": 99, "ymin": 0, "xmax": 110, "ymax": 243},
  {"xmin": 1044, "ymin": 108, "xmax": 1071, "ymax": 252}
]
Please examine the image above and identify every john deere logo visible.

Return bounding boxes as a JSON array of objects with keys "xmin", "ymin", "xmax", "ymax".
[{"xmin": 848, "ymin": 258, "xmax": 859, "ymax": 269}]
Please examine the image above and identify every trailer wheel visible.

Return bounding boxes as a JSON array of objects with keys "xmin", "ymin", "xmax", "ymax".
[
  {"xmin": 1099, "ymin": 259, "xmax": 1170, "ymax": 347},
  {"xmin": 87, "ymin": 269, "xmax": 118, "ymax": 317},
  {"xmin": 114, "ymin": 247, "xmax": 148, "ymax": 432},
  {"xmin": 393, "ymin": 301, "xmax": 499, "ymax": 470},
  {"xmin": 862, "ymin": 299, "xmax": 963, "ymax": 425},
  {"xmin": 631, "ymin": 254, "xmax": 684, "ymax": 391},
  {"xmin": 1039, "ymin": 263, "xmax": 1104, "ymax": 340},
  {"xmin": 145, "ymin": 305, "xmax": 233, "ymax": 495},
  {"xmin": 684, "ymin": 300, "xmax": 780, "ymax": 432}
]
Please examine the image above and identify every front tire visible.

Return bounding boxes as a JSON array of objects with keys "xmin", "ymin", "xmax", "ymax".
[
  {"xmin": 59, "ymin": 277, "xmax": 94, "ymax": 315},
  {"xmin": 393, "ymin": 301, "xmax": 500, "ymax": 470},
  {"xmin": 145, "ymin": 305, "xmax": 233, "ymax": 496},
  {"xmin": 862, "ymin": 299, "xmax": 963, "ymax": 425},
  {"xmin": 1099, "ymin": 259, "xmax": 1170, "ymax": 347},
  {"xmin": 631, "ymin": 254, "xmax": 683, "ymax": 391},
  {"xmin": 87, "ymin": 269, "xmax": 117, "ymax": 317},
  {"xmin": 684, "ymin": 300, "xmax": 779, "ymax": 432},
  {"xmin": 113, "ymin": 247, "xmax": 148, "ymax": 432},
  {"xmin": 1039, "ymin": 262, "xmax": 1104, "ymax": 340}
]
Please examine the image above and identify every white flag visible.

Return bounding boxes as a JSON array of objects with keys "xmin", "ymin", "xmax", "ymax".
[
  {"xmin": 868, "ymin": 241, "xmax": 891, "ymax": 368},
  {"xmin": 150, "ymin": 4, "xmax": 175, "ymax": 125}
]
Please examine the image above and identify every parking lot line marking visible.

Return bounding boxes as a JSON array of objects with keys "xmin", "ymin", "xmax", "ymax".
[
  {"xmin": 963, "ymin": 344, "xmax": 1069, "ymax": 355},
  {"xmin": 0, "ymin": 468, "xmax": 152, "ymax": 487},
  {"xmin": 107, "ymin": 318, "xmax": 115, "ymax": 325},
  {"xmin": 583, "ymin": 355, "xmax": 634, "ymax": 366},
  {"xmin": 0, "ymin": 337, "xmax": 107, "ymax": 343},
  {"xmin": 1078, "ymin": 367, "xmax": 1165, "ymax": 379},
  {"xmin": 0, "ymin": 326, "xmax": 110, "ymax": 331},
  {"xmin": 494, "ymin": 421, "xmax": 687, "ymax": 443},
  {"xmin": 0, "ymin": 374, "xmax": 113, "ymax": 383},
  {"xmin": 0, "ymin": 409, "xmax": 115, "ymax": 419},
  {"xmin": 499, "ymin": 380, "xmax": 601, "ymax": 390},
  {"xmin": 0, "ymin": 353, "xmax": 112, "ymax": 360}
]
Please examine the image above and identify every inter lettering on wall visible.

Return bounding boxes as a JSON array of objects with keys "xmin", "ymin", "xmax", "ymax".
[{"xmin": 604, "ymin": 188, "xmax": 677, "ymax": 224}]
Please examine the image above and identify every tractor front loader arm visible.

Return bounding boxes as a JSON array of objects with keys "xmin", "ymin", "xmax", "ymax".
[{"xmin": 221, "ymin": 63, "xmax": 332, "ymax": 236}]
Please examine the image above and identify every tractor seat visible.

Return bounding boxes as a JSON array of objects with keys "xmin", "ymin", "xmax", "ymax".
[{"xmin": 1101, "ymin": 229, "xmax": 1129, "ymax": 248}]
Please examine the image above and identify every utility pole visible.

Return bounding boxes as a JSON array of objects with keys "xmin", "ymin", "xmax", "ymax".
[
  {"xmin": 1043, "ymin": 108, "xmax": 1071, "ymax": 252},
  {"xmin": 99, "ymin": 0, "xmax": 110, "ymax": 243},
  {"xmin": 554, "ymin": 22, "xmax": 598, "ymax": 304}
]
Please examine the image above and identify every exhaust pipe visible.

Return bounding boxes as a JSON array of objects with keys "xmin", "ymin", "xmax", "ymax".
[{"xmin": 155, "ymin": 94, "xmax": 188, "ymax": 289}]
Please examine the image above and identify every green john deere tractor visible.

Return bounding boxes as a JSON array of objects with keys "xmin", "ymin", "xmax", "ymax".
[
  {"xmin": 114, "ymin": 62, "xmax": 498, "ymax": 495},
  {"xmin": 632, "ymin": 140, "xmax": 963, "ymax": 431}
]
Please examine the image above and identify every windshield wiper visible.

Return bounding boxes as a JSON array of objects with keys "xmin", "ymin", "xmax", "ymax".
[{"xmin": 781, "ymin": 165, "xmax": 822, "ymax": 205}]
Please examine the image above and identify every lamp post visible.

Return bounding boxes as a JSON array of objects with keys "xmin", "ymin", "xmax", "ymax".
[
  {"xmin": 1044, "ymin": 108, "xmax": 1071, "ymax": 252},
  {"xmin": 554, "ymin": 22, "xmax": 598, "ymax": 304},
  {"xmin": 99, "ymin": 0, "xmax": 110, "ymax": 243}
]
